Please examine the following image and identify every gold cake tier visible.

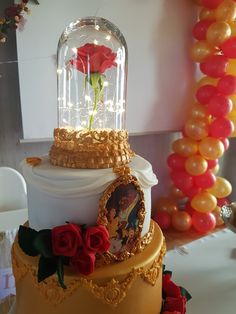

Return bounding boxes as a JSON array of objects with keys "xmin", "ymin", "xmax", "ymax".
[
  {"xmin": 49, "ymin": 128, "xmax": 135, "ymax": 169},
  {"xmin": 12, "ymin": 221, "xmax": 165, "ymax": 314}
]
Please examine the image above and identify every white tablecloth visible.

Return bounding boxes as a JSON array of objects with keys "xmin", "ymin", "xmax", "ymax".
[{"xmin": 165, "ymin": 229, "xmax": 236, "ymax": 314}]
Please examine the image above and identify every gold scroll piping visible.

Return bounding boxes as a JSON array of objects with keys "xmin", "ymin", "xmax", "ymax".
[{"xmin": 49, "ymin": 128, "xmax": 135, "ymax": 169}]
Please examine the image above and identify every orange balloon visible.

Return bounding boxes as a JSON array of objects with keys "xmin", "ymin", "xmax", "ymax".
[
  {"xmin": 211, "ymin": 163, "xmax": 220, "ymax": 174},
  {"xmin": 226, "ymin": 59, "xmax": 236, "ymax": 75},
  {"xmin": 191, "ymin": 191, "xmax": 217, "ymax": 213},
  {"xmin": 184, "ymin": 118, "xmax": 209, "ymax": 140},
  {"xmin": 172, "ymin": 138, "xmax": 198, "ymax": 157},
  {"xmin": 229, "ymin": 21, "xmax": 236, "ymax": 36},
  {"xmin": 169, "ymin": 185, "xmax": 185, "ymax": 200},
  {"xmin": 197, "ymin": 76, "xmax": 218, "ymax": 88},
  {"xmin": 185, "ymin": 155, "xmax": 208, "ymax": 176},
  {"xmin": 189, "ymin": 103, "xmax": 208, "ymax": 120},
  {"xmin": 228, "ymin": 95, "xmax": 236, "ymax": 117},
  {"xmin": 208, "ymin": 177, "xmax": 232, "ymax": 198},
  {"xmin": 206, "ymin": 21, "xmax": 231, "ymax": 46},
  {"xmin": 171, "ymin": 211, "xmax": 192, "ymax": 232},
  {"xmin": 215, "ymin": 0, "xmax": 236, "ymax": 21},
  {"xmin": 199, "ymin": 137, "xmax": 225, "ymax": 160},
  {"xmin": 190, "ymin": 41, "xmax": 216, "ymax": 62},
  {"xmin": 212, "ymin": 206, "xmax": 225, "ymax": 226},
  {"xmin": 199, "ymin": 8, "xmax": 216, "ymax": 21},
  {"xmin": 155, "ymin": 197, "xmax": 178, "ymax": 214}
]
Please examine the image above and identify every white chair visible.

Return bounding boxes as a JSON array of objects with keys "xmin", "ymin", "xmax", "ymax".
[{"xmin": 0, "ymin": 167, "xmax": 28, "ymax": 232}]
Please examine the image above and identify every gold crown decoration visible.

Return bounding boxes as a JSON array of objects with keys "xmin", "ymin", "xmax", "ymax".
[{"xmin": 49, "ymin": 128, "xmax": 135, "ymax": 169}]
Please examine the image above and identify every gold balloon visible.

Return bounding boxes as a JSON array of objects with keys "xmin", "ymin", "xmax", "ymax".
[
  {"xmin": 190, "ymin": 103, "xmax": 208, "ymax": 120},
  {"xmin": 229, "ymin": 115, "xmax": 236, "ymax": 137},
  {"xmin": 208, "ymin": 177, "xmax": 232, "ymax": 198},
  {"xmin": 212, "ymin": 206, "xmax": 225, "ymax": 226},
  {"xmin": 171, "ymin": 211, "xmax": 192, "ymax": 232},
  {"xmin": 206, "ymin": 21, "xmax": 231, "ymax": 46},
  {"xmin": 185, "ymin": 155, "xmax": 208, "ymax": 176},
  {"xmin": 229, "ymin": 21, "xmax": 236, "ymax": 36},
  {"xmin": 191, "ymin": 191, "xmax": 217, "ymax": 213},
  {"xmin": 229, "ymin": 95, "xmax": 236, "ymax": 116},
  {"xmin": 215, "ymin": 0, "xmax": 236, "ymax": 21},
  {"xmin": 190, "ymin": 41, "xmax": 216, "ymax": 62},
  {"xmin": 226, "ymin": 59, "xmax": 236, "ymax": 75},
  {"xmin": 211, "ymin": 163, "xmax": 220, "ymax": 174},
  {"xmin": 184, "ymin": 118, "xmax": 209, "ymax": 140},
  {"xmin": 199, "ymin": 137, "xmax": 225, "ymax": 160},
  {"xmin": 169, "ymin": 185, "xmax": 185, "ymax": 200},
  {"xmin": 172, "ymin": 138, "xmax": 198, "ymax": 157},
  {"xmin": 199, "ymin": 8, "xmax": 216, "ymax": 21},
  {"xmin": 196, "ymin": 76, "xmax": 218, "ymax": 88},
  {"xmin": 155, "ymin": 197, "xmax": 178, "ymax": 214}
]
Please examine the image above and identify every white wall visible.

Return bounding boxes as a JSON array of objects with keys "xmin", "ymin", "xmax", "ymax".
[{"xmin": 16, "ymin": 0, "xmax": 196, "ymax": 140}]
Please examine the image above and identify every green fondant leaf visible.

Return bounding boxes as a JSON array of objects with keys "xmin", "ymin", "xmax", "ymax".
[
  {"xmin": 18, "ymin": 225, "xmax": 39, "ymax": 256},
  {"xmin": 57, "ymin": 256, "xmax": 66, "ymax": 289},
  {"xmin": 38, "ymin": 256, "xmax": 57, "ymax": 283},
  {"xmin": 33, "ymin": 229, "xmax": 53, "ymax": 258},
  {"xmin": 180, "ymin": 286, "xmax": 192, "ymax": 301},
  {"xmin": 163, "ymin": 270, "xmax": 172, "ymax": 277}
]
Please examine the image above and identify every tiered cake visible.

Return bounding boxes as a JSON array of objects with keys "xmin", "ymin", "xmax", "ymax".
[{"xmin": 12, "ymin": 17, "xmax": 165, "ymax": 314}]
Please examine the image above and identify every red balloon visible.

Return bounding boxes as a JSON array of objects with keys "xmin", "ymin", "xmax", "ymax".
[
  {"xmin": 193, "ymin": 170, "xmax": 216, "ymax": 189},
  {"xmin": 167, "ymin": 153, "xmax": 186, "ymax": 170},
  {"xmin": 192, "ymin": 211, "xmax": 216, "ymax": 234},
  {"xmin": 221, "ymin": 37, "xmax": 236, "ymax": 59},
  {"xmin": 153, "ymin": 211, "xmax": 171, "ymax": 231},
  {"xmin": 192, "ymin": 20, "xmax": 213, "ymax": 40},
  {"xmin": 221, "ymin": 138, "xmax": 230, "ymax": 150},
  {"xmin": 196, "ymin": 84, "xmax": 217, "ymax": 104},
  {"xmin": 207, "ymin": 94, "xmax": 232, "ymax": 117},
  {"xmin": 202, "ymin": 0, "xmax": 223, "ymax": 9},
  {"xmin": 217, "ymin": 75, "xmax": 236, "ymax": 95},
  {"xmin": 171, "ymin": 170, "xmax": 193, "ymax": 191},
  {"xmin": 209, "ymin": 117, "xmax": 234, "ymax": 138},
  {"xmin": 217, "ymin": 197, "xmax": 229, "ymax": 207},
  {"xmin": 200, "ymin": 55, "xmax": 228, "ymax": 78},
  {"xmin": 207, "ymin": 159, "xmax": 218, "ymax": 169},
  {"xmin": 182, "ymin": 185, "xmax": 202, "ymax": 199}
]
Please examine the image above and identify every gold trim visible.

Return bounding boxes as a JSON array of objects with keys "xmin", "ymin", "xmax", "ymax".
[
  {"xmin": 12, "ymin": 241, "xmax": 166, "ymax": 307},
  {"xmin": 49, "ymin": 128, "xmax": 135, "ymax": 169},
  {"xmin": 97, "ymin": 173, "xmax": 146, "ymax": 262}
]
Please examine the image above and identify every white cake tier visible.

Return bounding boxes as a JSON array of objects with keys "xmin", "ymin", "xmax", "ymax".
[{"xmin": 21, "ymin": 156, "xmax": 158, "ymax": 236}]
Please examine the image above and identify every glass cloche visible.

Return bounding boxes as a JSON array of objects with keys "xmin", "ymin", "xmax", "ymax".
[{"xmin": 57, "ymin": 17, "xmax": 127, "ymax": 131}]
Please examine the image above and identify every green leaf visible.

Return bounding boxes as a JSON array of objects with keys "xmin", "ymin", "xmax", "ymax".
[
  {"xmin": 38, "ymin": 256, "xmax": 57, "ymax": 282},
  {"xmin": 57, "ymin": 256, "xmax": 66, "ymax": 289},
  {"xmin": 163, "ymin": 270, "xmax": 172, "ymax": 277},
  {"xmin": 33, "ymin": 229, "xmax": 53, "ymax": 258},
  {"xmin": 18, "ymin": 225, "xmax": 39, "ymax": 256},
  {"xmin": 180, "ymin": 286, "xmax": 192, "ymax": 301}
]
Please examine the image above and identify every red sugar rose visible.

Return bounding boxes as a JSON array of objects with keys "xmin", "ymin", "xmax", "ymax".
[
  {"xmin": 70, "ymin": 249, "xmax": 96, "ymax": 276},
  {"xmin": 84, "ymin": 225, "xmax": 110, "ymax": 253},
  {"xmin": 52, "ymin": 223, "xmax": 82, "ymax": 257},
  {"xmin": 162, "ymin": 311, "xmax": 181, "ymax": 314},
  {"xmin": 71, "ymin": 43, "xmax": 117, "ymax": 74},
  {"xmin": 163, "ymin": 274, "xmax": 181, "ymax": 298},
  {"xmin": 163, "ymin": 296, "xmax": 187, "ymax": 314}
]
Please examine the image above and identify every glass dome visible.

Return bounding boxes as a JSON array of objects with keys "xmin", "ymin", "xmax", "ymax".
[{"xmin": 57, "ymin": 17, "xmax": 128, "ymax": 131}]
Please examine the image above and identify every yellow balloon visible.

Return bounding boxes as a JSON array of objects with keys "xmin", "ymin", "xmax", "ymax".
[
  {"xmin": 190, "ymin": 41, "xmax": 216, "ymax": 62},
  {"xmin": 191, "ymin": 191, "xmax": 217, "ymax": 213},
  {"xmin": 199, "ymin": 8, "xmax": 216, "ymax": 21},
  {"xmin": 215, "ymin": 0, "xmax": 236, "ymax": 21},
  {"xmin": 212, "ymin": 206, "xmax": 225, "ymax": 226},
  {"xmin": 229, "ymin": 115, "xmax": 236, "ymax": 137},
  {"xmin": 206, "ymin": 21, "xmax": 231, "ymax": 46},
  {"xmin": 211, "ymin": 163, "xmax": 220, "ymax": 175},
  {"xmin": 172, "ymin": 138, "xmax": 198, "ymax": 157},
  {"xmin": 184, "ymin": 118, "xmax": 209, "ymax": 140},
  {"xmin": 189, "ymin": 103, "xmax": 208, "ymax": 120},
  {"xmin": 196, "ymin": 76, "xmax": 218, "ymax": 88},
  {"xmin": 208, "ymin": 177, "xmax": 232, "ymax": 198},
  {"xmin": 185, "ymin": 155, "xmax": 208, "ymax": 176},
  {"xmin": 226, "ymin": 59, "xmax": 236, "ymax": 75},
  {"xmin": 229, "ymin": 21, "xmax": 236, "ymax": 36},
  {"xmin": 199, "ymin": 137, "xmax": 225, "ymax": 160}
]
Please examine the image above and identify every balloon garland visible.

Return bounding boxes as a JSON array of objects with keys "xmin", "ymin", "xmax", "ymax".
[{"xmin": 154, "ymin": 0, "xmax": 236, "ymax": 234}]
